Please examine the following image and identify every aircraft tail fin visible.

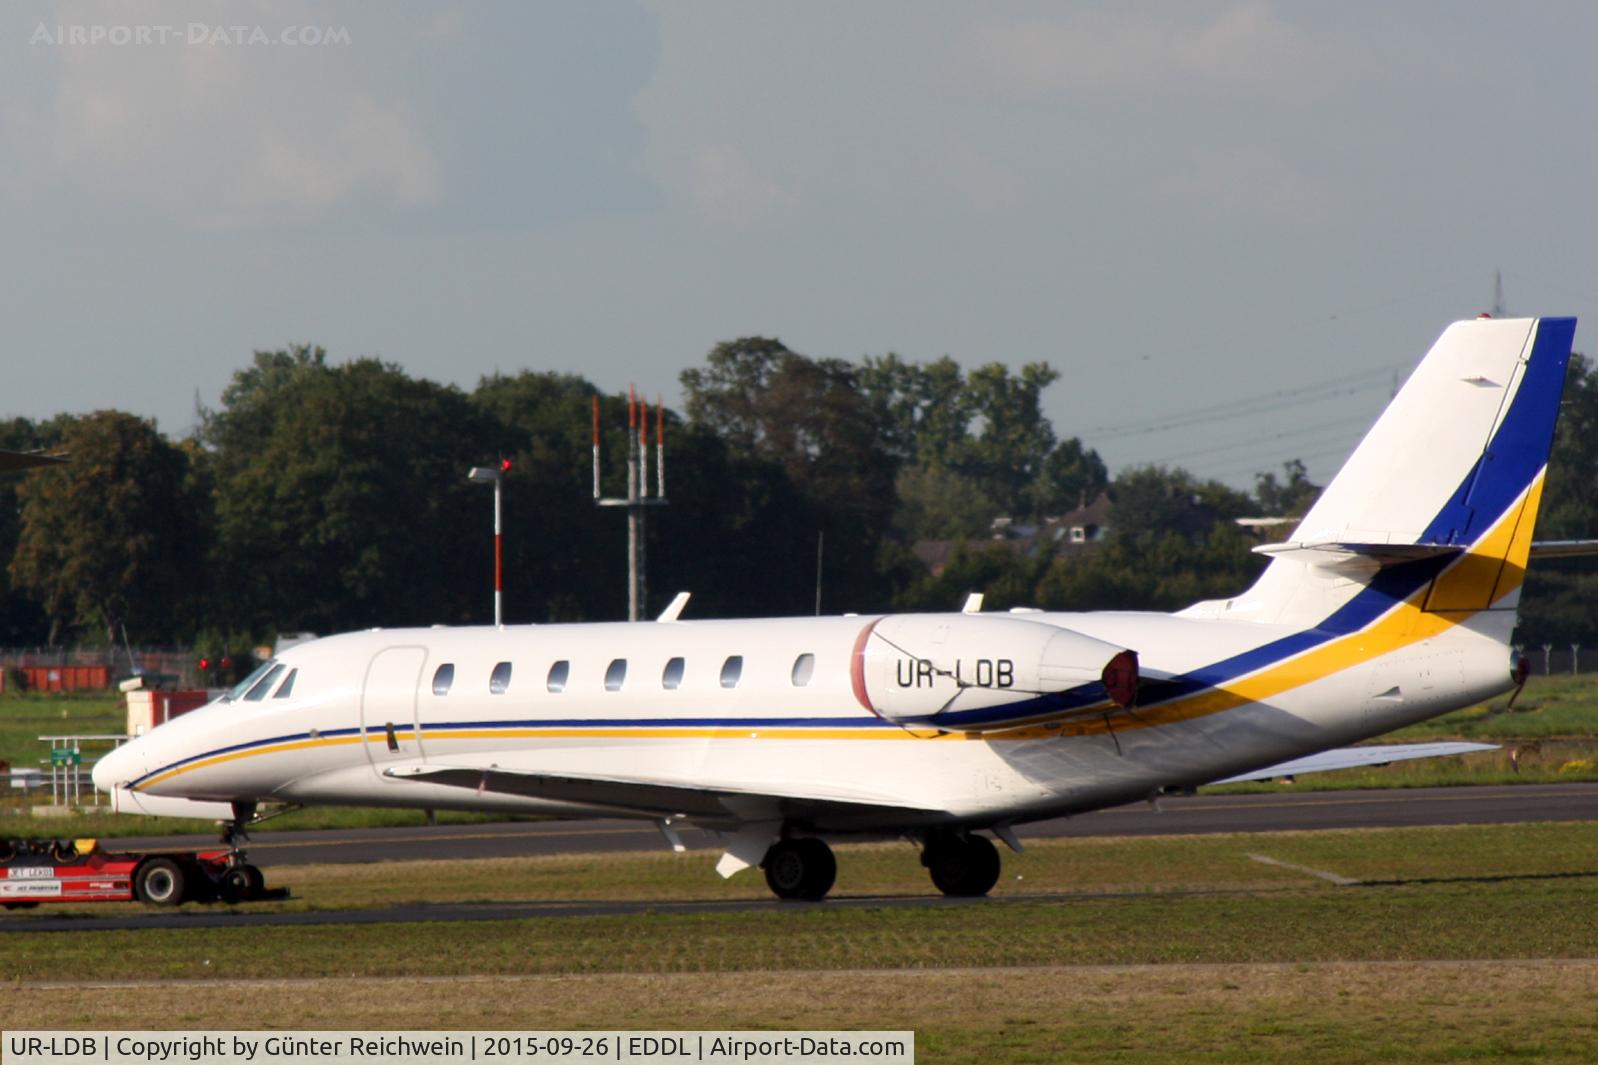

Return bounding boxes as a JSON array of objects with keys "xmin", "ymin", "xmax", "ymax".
[{"xmin": 1218, "ymin": 316, "xmax": 1577, "ymax": 631}]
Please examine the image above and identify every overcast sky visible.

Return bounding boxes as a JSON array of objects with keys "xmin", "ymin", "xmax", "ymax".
[{"xmin": 3, "ymin": 1, "xmax": 1595, "ymax": 489}]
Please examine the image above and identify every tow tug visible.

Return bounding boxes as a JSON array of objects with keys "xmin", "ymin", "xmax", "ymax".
[{"xmin": 0, "ymin": 832, "xmax": 286, "ymax": 908}]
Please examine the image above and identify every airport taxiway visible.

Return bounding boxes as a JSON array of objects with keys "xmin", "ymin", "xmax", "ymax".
[
  {"xmin": 109, "ymin": 781, "xmax": 1598, "ymax": 866},
  {"xmin": 5, "ymin": 783, "xmax": 1594, "ymax": 933}
]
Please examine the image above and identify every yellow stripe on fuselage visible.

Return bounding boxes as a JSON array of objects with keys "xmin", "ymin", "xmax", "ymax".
[
  {"xmin": 138, "ymin": 475, "xmax": 1542, "ymax": 787},
  {"xmin": 1049, "ymin": 473, "xmax": 1540, "ymax": 739}
]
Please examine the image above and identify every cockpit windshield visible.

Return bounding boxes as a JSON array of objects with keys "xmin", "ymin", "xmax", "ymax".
[{"xmin": 226, "ymin": 660, "xmax": 278, "ymax": 702}]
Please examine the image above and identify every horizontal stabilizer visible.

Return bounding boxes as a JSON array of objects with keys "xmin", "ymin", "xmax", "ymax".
[
  {"xmin": 1210, "ymin": 741, "xmax": 1498, "ymax": 785},
  {"xmin": 1251, "ymin": 540, "xmax": 1463, "ymax": 572},
  {"xmin": 1528, "ymin": 540, "xmax": 1598, "ymax": 559}
]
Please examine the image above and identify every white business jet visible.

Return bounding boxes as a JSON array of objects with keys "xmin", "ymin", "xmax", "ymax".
[{"xmin": 94, "ymin": 316, "xmax": 1576, "ymax": 900}]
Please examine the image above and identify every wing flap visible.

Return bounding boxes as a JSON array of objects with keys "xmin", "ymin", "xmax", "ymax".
[
  {"xmin": 383, "ymin": 756, "xmax": 944, "ymax": 826},
  {"xmin": 1211, "ymin": 741, "xmax": 1497, "ymax": 785}
]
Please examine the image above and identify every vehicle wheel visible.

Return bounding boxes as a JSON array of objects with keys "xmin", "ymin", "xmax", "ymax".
[
  {"xmin": 52, "ymin": 840, "xmax": 79, "ymax": 863},
  {"xmin": 795, "ymin": 838, "xmax": 837, "ymax": 899},
  {"xmin": 0, "ymin": 840, "xmax": 14, "ymax": 863},
  {"xmin": 924, "ymin": 833, "xmax": 1001, "ymax": 897},
  {"xmin": 134, "ymin": 857, "xmax": 186, "ymax": 906},
  {"xmin": 762, "ymin": 838, "xmax": 836, "ymax": 901},
  {"xmin": 220, "ymin": 864, "xmax": 265, "ymax": 902}
]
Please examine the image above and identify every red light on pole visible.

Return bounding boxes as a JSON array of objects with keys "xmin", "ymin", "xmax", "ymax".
[{"xmin": 468, "ymin": 465, "xmax": 505, "ymax": 626}]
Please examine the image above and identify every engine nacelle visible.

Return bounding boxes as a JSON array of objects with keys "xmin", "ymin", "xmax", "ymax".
[{"xmin": 850, "ymin": 614, "xmax": 1138, "ymax": 733}]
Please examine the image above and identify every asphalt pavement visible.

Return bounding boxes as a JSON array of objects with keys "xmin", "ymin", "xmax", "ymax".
[{"xmin": 7, "ymin": 783, "xmax": 1594, "ymax": 933}]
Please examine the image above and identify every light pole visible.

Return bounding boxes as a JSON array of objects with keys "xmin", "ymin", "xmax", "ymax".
[{"xmin": 468, "ymin": 462, "xmax": 507, "ymax": 627}]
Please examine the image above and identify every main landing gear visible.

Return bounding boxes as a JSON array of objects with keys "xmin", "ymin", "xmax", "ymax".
[
  {"xmin": 761, "ymin": 837, "xmax": 837, "ymax": 901},
  {"xmin": 756, "ymin": 830, "xmax": 1004, "ymax": 901},
  {"xmin": 920, "ymin": 831, "xmax": 1002, "ymax": 897}
]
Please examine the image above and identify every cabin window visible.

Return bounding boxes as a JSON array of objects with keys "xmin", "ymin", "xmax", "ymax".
[
  {"xmin": 720, "ymin": 655, "xmax": 744, "ymax": 689},
  {"xmin": 791, "ymin": 653, "xmax": 815, "ymax": 687},
  {"xmin": 273, "ymin": 669, "xmax": 298, "ymax": 699},
  {"xmin": 546, "ymin": 660, "xmax": 569, "ymax": 693},
  {"xmin": 490, "ymin": 661, "xmax": 512, "ymax": 694},
  {"xmin": 432, "ymin": 663, "xmax": 455, "ymax": 696},
  {"xmin": 662, "ymin": 657, "xmax": 685, "ymax": 690},
  {"xmin": 605, "ymin": 659, "xmax": 628, "ymax": 691},
  {"xmin": 243, "ymin": 664, "xmax": 286, "ymax": 701}
]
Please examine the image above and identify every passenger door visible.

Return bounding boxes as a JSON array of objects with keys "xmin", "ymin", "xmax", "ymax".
[{"xmin": 360, "ymin": 646, "xmax": 428, "ymax": 779}]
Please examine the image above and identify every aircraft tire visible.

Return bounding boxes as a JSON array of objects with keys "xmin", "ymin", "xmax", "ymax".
[
  {"xmin": 220, "ymin": 864, "xmax": 264, "ymax": 903},
  {"xmin": 795, "ymin": 837, "xmax": 837, "ymax": 898},
  {"xmin": 134, "ymin": 857, "xmax": 187, "ymax": 906},
  {"xmin": 762, "ymin": 838, "xmax": 836, "ymax": 901},
  {"xmin": 925, "ymin": 833, "xmax": 1001, "ymax": 897}
]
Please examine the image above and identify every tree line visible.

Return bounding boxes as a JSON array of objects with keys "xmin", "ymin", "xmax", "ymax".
[{"xmin": 3, "ymin": 340, "xmax": 1594, "ymax": 667}]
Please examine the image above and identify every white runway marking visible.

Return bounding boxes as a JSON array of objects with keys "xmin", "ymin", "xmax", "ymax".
[{"xmin": 1247, "ymin": 853, "xmax": 1360, "ymax": 886}]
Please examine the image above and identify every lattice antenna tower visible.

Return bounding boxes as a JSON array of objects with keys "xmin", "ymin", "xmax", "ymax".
[{"xmin": 593, "ymin": 386, "xmax": 668, "ymax": 621}]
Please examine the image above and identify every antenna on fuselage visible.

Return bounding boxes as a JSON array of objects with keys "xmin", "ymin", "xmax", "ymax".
[{"xmin": 594, "ymin": 387, "xmax": 669, "ymax": 621}]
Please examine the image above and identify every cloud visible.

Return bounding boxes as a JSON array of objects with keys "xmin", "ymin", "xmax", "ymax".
[
  {"xmin": 7, "ymin": 0, "xmax": 444, "ymax": 227},
  {"xmin": 976, "ymin": 1, "xmax": 1320, "ymax": 98},
  {"xmin": 230, "ymin": 95, "xmax": 441, "ymax": 216},
  {"xmin": 691, "ymin": 143, "xmax": 790, "ymax": 223}
]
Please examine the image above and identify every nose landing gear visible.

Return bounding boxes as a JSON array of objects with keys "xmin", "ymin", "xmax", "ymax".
[{"xmin": 217, "ymin": 800, "xmax": 266, "ymax": 902}]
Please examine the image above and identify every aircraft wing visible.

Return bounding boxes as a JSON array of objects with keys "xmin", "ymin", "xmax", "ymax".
[
  {"xmin": 1210, "ymin": 741, "xmax": 1498, "ymax": 785},
  {"xmin": 382, "ymin": 756, "xmax": 946, "ymax": 828},
  {"xmin": 0, "ymin": 449, "xmax": 67, "ymax": 473},
  {"xmin": 1528, "ymin": 540, "xmax": 1598, "ymax": 558}
]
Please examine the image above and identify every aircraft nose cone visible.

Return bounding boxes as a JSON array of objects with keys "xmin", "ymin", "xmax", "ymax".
[{"xmin": 92, "ymin": 740, "xmax": 142, "ymax": 793}]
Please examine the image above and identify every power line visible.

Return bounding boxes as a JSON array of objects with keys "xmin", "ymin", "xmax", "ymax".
[
  {"xmin": 1082, "ymin": 367, "xmax": 1397, "ymax": 442},
  {"xmin": 1126, "ymin": 412, "xmax": 1376, "ymax": 467},
  {"xmin": 1204, "ymin": 439, "xmax": 1365, "ymax": 482}
]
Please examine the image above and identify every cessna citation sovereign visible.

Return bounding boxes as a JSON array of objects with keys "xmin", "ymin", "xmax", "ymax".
[{"xmin": 95, "ymin": 316, "xmax": 1577, "ymax": 901}]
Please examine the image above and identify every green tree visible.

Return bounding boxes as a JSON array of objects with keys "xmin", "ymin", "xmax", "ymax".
[
  {"xmin": 0, "ymin": 416, "xmax": 69, "ymax": 643},
  {"xmin": 682, "ymin": 338, "xmax": 897, "ymax": 611},
  {"xmin": 1109, "ymin": 465, "xmax": 1252, "ymax": 542},
  {"xmin": 1036, "ymin": 465, "xmax": 1261, "ymax": 612},
  {"xmin": 10, "ymin": 411, "xmax": 205, "ymax": 646},
  {"xmin": 204, "ymin": 348, "xmax": 501, "ymax": 633},
  {"xmin": 1517, "ymin": 352, "xmax": 1598, "ymax": 646},
  {"xmin": 470, "ymin": 371, "xmax": 630, "ymax": 621},
  {"xmin": 1027, "ymin": 438, "xmax": 1109, "ymax": 518},
  {"xmin": 1252, "ymin": 459, "xmax": 1321, "ymax": 518},
  {"xmin": 893, "ymin": 464, "xmax": 999, "ymax": 542},
  {"xmin": 857, "ymin": 353, "xmax": 972, "ymax": 467},
  {"xmin": 894, "ymin": 540, "xmax": 1053, "ymax": 612},
  {"xmin": 859, "ymin": 353, "xmax": 1104, "ymax": 528}
]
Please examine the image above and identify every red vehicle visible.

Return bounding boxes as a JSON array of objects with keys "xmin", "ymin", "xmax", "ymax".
[{"xmin": 0, "ymin": 838, "xmax": 284, "ymax": 908}]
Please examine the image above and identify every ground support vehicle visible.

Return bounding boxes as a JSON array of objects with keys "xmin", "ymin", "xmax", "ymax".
[{"xmin": 0, "ymin": 837, "xmax": 285, "ymax": 908}]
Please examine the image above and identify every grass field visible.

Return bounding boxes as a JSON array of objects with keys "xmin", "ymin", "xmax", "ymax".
[{"xmin": 5, "ymin": 823, "xmax": 1598, "ymax": 1062}]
